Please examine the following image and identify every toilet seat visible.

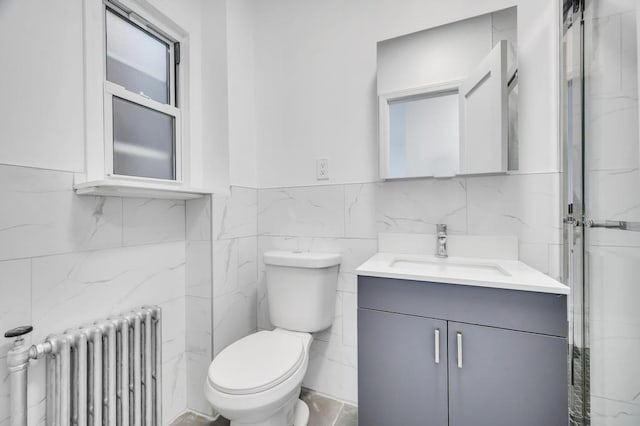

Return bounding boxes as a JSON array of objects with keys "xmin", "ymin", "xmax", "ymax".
[{"xmin": 208, "ymin": 331, "xmax": 305, "ymax": 395}]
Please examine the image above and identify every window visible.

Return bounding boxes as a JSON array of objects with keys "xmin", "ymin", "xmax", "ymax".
[{"xmin": 103, "ymin": 2, "xmax": 181, "ymax": 181}]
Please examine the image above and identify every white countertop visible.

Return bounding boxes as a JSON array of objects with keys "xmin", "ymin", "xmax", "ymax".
[{"xmin": 356, "ymin": 252, "xmax": 570, "ymax": 295}]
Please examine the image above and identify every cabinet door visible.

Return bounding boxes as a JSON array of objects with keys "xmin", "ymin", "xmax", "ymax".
[
  {"xmin": 448, "ymin": 322, "xmax": 568, "ymax": 426},
  {"xmin": 458, "ymin": 39, "xmax": 508, "ymax": 175},
  {"xmin": 358, "ymin": 308, "xmax": 447, "ymax": 426}
]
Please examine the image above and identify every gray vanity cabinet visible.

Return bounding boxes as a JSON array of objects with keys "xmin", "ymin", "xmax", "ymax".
[
  {"xmin": 447, "ymin": 322, "xmax": 569, "ymax": 426},
  {"xmin": 358, "ymin": 308, "xmax": 447, "ymax": 426},
  {"xmin": 357, "ymin": 276, "xmax": 568, "ymax": 426}
]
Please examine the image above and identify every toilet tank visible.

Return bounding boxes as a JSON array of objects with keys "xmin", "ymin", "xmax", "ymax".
[{"xmin": 264, "ymin": 251, "xmax": 341, "ymax": 333}]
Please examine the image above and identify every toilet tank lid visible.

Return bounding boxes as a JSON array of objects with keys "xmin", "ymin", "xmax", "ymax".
[{"xmin": 264, "ymin": 251, "xmax": 341, "ymax": 268}]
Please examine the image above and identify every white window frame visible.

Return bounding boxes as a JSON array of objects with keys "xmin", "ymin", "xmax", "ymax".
[
  {"xmin": 103, "ymin": 81, "xmax": 183, "ymax": 184},
  {"xmin": 81, "ymin": 0, "xmax": 191, "ymax": 189},
  {"xmin": 104, "ymin": 1, "xmax": 182, "ymax": 184}
]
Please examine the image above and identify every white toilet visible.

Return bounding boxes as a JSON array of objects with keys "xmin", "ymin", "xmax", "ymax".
[{"xmin": 204, "ymin": 251, "xmax": 341, "ymax": 426}]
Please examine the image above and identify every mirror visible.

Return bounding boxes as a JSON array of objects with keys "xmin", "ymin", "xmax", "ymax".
[
  {"xmin": 386, "ymin": 86, "xmax": 460, "ymax": 178},
  {"xmin": 377, "ymin": 7, "xmax": 518, "ymax": 179}
]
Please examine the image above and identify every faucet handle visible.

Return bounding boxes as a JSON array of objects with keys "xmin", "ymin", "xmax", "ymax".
[{"xmin": 436, "ymin": 224, "xmax": 447, "ymax": 234}]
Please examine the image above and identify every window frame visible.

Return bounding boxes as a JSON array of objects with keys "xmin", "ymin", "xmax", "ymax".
[
  {"xmin": 103, "ymin": 81, "xmax": 182, "ymax": 183},
  {"xmin": 102, "ymin": 0, "xmax": 184, "ymax": 185}
]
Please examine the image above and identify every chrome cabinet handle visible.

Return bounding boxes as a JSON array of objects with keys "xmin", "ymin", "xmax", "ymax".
[
  {"xmin": 434, "ymin": 329, "xmax": 440, "ymax": 364},
  {"xmin": 457, "ymin": 332, "xmax": 463, "ymax": 368}
]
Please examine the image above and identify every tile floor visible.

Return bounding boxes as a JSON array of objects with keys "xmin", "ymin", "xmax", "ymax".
[{"xmin": 171, "ymin": 389, "xmax": 358, "ymax": 426}]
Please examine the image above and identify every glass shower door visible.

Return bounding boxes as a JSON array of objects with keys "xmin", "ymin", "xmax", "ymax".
[
  {"xmin": 584, "ymin": 0, "xmax": 640, "ymax": 424},
  {"xmin": 567, "ymin": 0, "xmax": 640, "ymax": 424}
]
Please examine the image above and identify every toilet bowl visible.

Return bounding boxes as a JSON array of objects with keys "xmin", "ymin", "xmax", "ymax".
[
  {"xmin": 204, "ymin": 251, "xmax": 341, "ymax": 426},
  {"xmin": 205, "ymin": 329, "xmax": 312, "ymax": 426}
]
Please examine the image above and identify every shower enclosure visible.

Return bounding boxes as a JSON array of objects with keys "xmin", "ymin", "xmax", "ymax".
[{"xmin": 562, "ymin": 0, "xmax": 640, "ymax": 425}]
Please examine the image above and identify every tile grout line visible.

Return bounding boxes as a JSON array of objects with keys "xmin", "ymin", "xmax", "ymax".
[
  {"xmin": 184, "ymin": 198, "xmax": 191, "ymax": 413},
  {"xmin": 209, "ymin": 195, "xmax": 216, "ymax": 365},
  {"xmin": 120, "ymin": 196, "xmax": 125, "ymax": 248},
  {"xmin": 465, "ymin": 176, "xmax": 470, "ymax": 234},
  {"xmin": 29, "ymin": 257, "xmax": 33, "ymax": 347},
  {"xmin": 255, "ymin": 186, "xmax": 261, "ymax": 339},
  {"xmin": 342, "ymin": 183, "xmax": 347, "ymax": 239},
  {"xmin": 255, "ymin": 170, "xmax": 562, "ymax": 191},
  {"xmin": 330, "ymin": 402, "xmax": 346, "ymax": 426}
]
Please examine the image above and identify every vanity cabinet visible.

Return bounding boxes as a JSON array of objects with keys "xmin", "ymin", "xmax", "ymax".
[
  {"xmin": 446, "ymin": 322, "xmax": 567, "ymax": 426},
  {"xmin": 359, "ymin": 309, "xmax": 448, "ymax": 425},
  {"xmin": 357, "ymin": 276, "xmax": 568, "ymax": 426}
]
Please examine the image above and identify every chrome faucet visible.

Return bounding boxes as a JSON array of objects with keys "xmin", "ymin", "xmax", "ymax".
[{"xmin": 436, "ymin": 224, "xmax": 448, "ymax": 258}]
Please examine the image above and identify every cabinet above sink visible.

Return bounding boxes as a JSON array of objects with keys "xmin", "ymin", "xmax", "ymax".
[{"xmin": 377, "ymin": 7, "xmax": 519, "ymax": 179}]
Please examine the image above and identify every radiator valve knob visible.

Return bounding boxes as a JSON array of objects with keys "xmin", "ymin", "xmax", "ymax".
[{"xmin": 4, "ymin": 325, "xmax": 33, "ymax": 338}]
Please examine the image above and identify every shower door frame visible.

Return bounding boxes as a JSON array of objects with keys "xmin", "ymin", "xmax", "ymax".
[{"xmin": 561, "ymin": 0, "xmax": 589, "ymax": 425}]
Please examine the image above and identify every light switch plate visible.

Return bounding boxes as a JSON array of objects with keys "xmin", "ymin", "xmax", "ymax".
[{"xmin": 316, "ymin": 158, "xmax": 329, "ymax": 180}]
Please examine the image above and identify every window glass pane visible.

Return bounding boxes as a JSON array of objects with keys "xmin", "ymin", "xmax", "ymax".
[
  {"xmin": 112, "ymin": 97, "xmax": 175, "ymax": 180},
  {"xmin": 106, "ymin": 10, "xmax": 169, "ymax": 104}
]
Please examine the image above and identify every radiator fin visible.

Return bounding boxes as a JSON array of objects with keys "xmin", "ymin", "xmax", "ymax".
[{"xmin": 42, "ymin": 306, "xmax": 162, "ymax": 426}]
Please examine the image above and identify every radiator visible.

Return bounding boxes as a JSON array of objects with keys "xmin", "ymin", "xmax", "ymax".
[{"xmin": 4, "ymin": 306, "xmax": 162, "ymax": 426}]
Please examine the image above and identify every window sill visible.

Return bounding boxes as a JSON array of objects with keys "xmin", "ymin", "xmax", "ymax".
[{"xmin": 74, "ymin": 179, "xmax": 212, "ymax": 200}]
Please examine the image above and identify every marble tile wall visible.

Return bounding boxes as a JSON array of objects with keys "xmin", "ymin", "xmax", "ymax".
[
  {"xmin": 182, "ymin": 186, "xmax": 261, "ymax": 418},
  {"xmin": 0, "ymin": 163, "xmax": 188, "ymax": 425},
  {"xmin": 256, "ymin": 172, "xmax": 562, "ymax": 404},
  {"xmin": 210, "ymin": 187, "xmax": 258, "ymax": 357},
  {"xmin": 185, "ymin": 196, "xmax": 213, "ymax": 416},
  {"xmin": 584, "ymin": 1, "xmax": 640, "ymax": 424}
]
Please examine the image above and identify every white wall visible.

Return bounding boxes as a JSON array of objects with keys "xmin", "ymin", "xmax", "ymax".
[
  {"xmin": 223, "ymin": 0, "xmax": 564, "ymax": 405},
  {"xmin": 377, "ymin": 12, "xmax": 492, "ymax": 94},
  {"xmin": 246, "ymin": 0, "xmax": 560, "ymax": 188},
  {"xmin": 227, "ymin": 0, "xmax": 259, "ymax": 188},
  {"xmin": 0, "ymin": 0, "xmax": 565, "ymax": 418},
  {"xmin": 0, "ymin": 0, "xmax": 85, "ymax": 172},
  {"xmin": 0, "ymin": 0, "xmax": 227, "ymax": 423},
  {"xmin": 201, "ymin": 0, "xmax": 231, "ymax": 192},
  {"xmin": 0, "ymin": 0, "xmax": 229, "ymax": 190}
]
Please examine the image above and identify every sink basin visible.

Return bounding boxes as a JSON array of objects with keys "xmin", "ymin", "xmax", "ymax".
[
  {"xmin": 357, "ymin": 252, "xmax": 570, "ymax": 294},
  {"xmin": 390, "ymin": 257, "xmax": 510, "ymax": 277}
]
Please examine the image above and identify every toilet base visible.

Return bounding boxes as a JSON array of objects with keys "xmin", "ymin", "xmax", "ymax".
[
  {"xmin": 229, "ymin": 398, "xmax": 308, "ymax": 426},
  {"xmin": 293, "ymin": 399, "xmax": 309, "ymax": 426}
]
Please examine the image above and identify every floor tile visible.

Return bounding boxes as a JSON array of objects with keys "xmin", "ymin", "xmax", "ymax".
[
  {"xmin": 334, "ymin": 404, "xmax": 358, "ymax": 426},
  {"xmin": 171, "ymin": 389, "xmax": 354, "ymax": 426},
  {"xmin": 171, "ymin": 411, "xmax": 228, "ymax": 426},
  {"xmin": 300, "ymin": 388, "xmax": 343, "ymax": 426}
]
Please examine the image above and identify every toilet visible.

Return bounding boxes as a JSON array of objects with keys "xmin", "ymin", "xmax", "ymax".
[{"xmin": 204, "ymin": 251, "xmax": 341, "ymax": 426}]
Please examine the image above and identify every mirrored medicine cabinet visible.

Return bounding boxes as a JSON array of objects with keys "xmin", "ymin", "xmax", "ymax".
[{"xmin": 377, "ymin": 7, "xmax": 518, "ymax": 180}]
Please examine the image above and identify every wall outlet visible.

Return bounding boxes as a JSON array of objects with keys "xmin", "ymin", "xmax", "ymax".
[{"xmin": 316, "ymin": 158, "xmax": 329, "ymax": 180}]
